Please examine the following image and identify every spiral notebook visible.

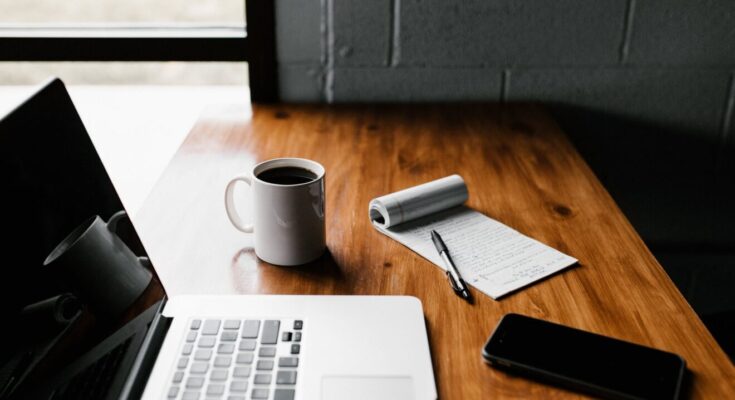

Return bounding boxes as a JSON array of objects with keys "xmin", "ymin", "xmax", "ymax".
[{"xmin": 368, "ymin": 175, "xmax": 578, "ymax": 299}]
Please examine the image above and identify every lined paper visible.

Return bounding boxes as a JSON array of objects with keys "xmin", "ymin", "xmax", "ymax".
[{"xmin": 370, "ymin": 177, "xmax": 577, "ymax": 299}]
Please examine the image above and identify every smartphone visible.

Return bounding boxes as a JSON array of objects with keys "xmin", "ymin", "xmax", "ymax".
[{"xmin": 482, "ymin": 314, "xmax": 686, "ymax": 400}]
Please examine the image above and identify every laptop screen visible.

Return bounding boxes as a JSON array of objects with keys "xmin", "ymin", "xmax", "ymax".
[{"xmin": 0, "ymin": 79, "xmax": 157, "ymax": 394}]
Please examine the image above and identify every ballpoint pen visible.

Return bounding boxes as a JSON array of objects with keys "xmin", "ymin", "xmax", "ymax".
[{"xmin": 430, "ymin": 230, "xmax": 472, "ymax": 302}]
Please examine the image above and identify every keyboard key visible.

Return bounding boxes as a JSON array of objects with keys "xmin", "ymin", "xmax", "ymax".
[
  {"xmin": 236, "ymin": 353, "xmax": 254, "ymax": 364},
  {"xmin": 223, "ymin": 319, "xmax": 241, "ymax": 330},
  {"xmin": 278, "ymin": 357, "xmax": 298, "ymax": 368},
  {"xmin": 186, "ymin": 377, "xmax": 205, "ymax": 389},
  {"xmin": 202, "ymin": 320, "xmax": 221, "ymax": 335},
  {"xmin": 241, "ymin": 320, "xmax": 260, "ymax": 338},
  {"xmin": 214, "ymin": 356, "xmax": 232, "ymax": 367},
  {"xmin": 211, "ymin": 369, "xmax": 228, "ymax": 381},
  {"xmin": 190, "ymin": 362, "xmax": 209, "ymax": 374},
  {"xmin": 230, "ymin": 380, "xmax": 248, "ymax": 392},
  {"xmin": 254, "ymin": 374, "xmax": 272, "ymax": 385},
  {"xmin": 228, "ymin": 396, "xmax": 245, "ymax": 400},
  {"xmin": 276, "ymin": 370, "xmax": 297, "ymax": 385},
  {"xmin": 221, "ymin": 331, "xmax": 238, "ymax": 342},
  {"xmin": 256, "ymin": 360, "xmax": 274, "ymax": 371},
  {"xmin": 168, "ymin": 386, "xmax": 179, "ymax": 398},
  {"xmin": 175, "ymin": 317, "xmax": 303, "ymax": 400},
  {"xmin": 182, "ymin": 391, "xmax": 200, "ymax": 400},
  {"xmin": 261, "ymin": 321, "xmax": 280, "ymax": 344},
  {"xmin": 199, "ymin": 336, "xmax": 216, "ymax": 348},
  {"xmin": 274, "ymin": 389, "xmax": 295, "ymax": 400},
  {"xmin": 233, "ymin": 366, "xmax": 252, "ymax": 378},
  {"xmin": 239, "ymin": 340, "xmax": 257, "ymax": 351},
  {"xmin": 259, "ymin": 347, "xmax": 276, "ymax": 357},
  {"xmin": 218, "ymin": 343, "xmax": 235, "ymax": 354},
  {"xmin": 194, "ymin": 349, "xmax": 212, "ymax": 361},
  {"xmin": 207, "ymin": 384, "xmax": 225, "ymax": 396}
]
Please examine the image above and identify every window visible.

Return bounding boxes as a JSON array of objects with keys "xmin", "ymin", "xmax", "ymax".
[
  {"xmin": 0, "ymin": 62, "xmax": 248, "ymax": 86},
  {"xmin": 0, "ymin": 1, "xmax": 277, "ymax": 100},
  {"xmin": 0, "ymin": 0, "xmax": 245, "ymax": 25}
]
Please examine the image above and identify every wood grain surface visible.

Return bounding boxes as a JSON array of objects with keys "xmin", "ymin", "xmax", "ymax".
[{"xmin": 135, "ymin": 103, "xmax": 735, "ymax": 399}]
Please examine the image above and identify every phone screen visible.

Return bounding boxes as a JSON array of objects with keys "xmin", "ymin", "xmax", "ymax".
[{"xmin": 483, "ymin": 314, "xmax": 686, "ymax": 400}]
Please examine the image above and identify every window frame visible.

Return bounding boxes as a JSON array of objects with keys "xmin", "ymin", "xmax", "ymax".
[{"xmin": 0, "ymin": 0, "xmax": 278, "ymax": 101}]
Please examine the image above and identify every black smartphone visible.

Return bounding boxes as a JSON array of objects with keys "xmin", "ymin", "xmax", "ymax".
[{"xmin": 482, "ymin": 314, "xmax": 686, "ymax": 400}]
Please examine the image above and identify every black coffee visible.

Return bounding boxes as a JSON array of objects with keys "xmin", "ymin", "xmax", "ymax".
[{"xmin": 257, "ymin": 166, "xmax": 317, "ymax": 185}]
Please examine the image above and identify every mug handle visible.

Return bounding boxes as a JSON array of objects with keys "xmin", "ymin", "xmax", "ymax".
[
  {"xmin": 106, "ymin": 211, "xmax": 153, "ymax": 274},
  {"xmin": 106, "ymin": 210, "xmax": 128, "ymax": 233},
  {"xmin": 225, "ymin": 175, "xmax": 254, "ymax": 233}
]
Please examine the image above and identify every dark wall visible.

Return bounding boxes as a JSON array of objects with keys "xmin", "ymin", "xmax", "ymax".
[{"xmin": 274, "ymin": 0, "xmax": 735, "ymax": 343}]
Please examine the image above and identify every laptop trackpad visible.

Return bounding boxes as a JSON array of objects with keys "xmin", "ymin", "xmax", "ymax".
[{"xmin": 322, "ymin": 376, "xmax": 415, "ymax": 400}]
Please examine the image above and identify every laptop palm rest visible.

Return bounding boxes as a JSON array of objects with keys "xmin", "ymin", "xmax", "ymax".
[{"xmin": 322, "ymin": 375, "xmax": 415, "ymax": 400}]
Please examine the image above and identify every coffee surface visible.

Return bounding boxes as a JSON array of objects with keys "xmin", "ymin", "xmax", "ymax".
[{"xmin": 257, "ymin": 166, "xmax": 317, "ymax": 185}]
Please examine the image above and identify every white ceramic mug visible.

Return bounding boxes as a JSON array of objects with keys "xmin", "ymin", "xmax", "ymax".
[{"xmin": 225, "ymin": 158, "xmax": 326, "ymax": 266}]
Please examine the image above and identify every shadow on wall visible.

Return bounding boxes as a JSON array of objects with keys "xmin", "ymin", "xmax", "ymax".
[
  {"xmin": 549, "ymin": 105, "xmax": 735, "ymax": 360},
  {"xmin": 550, "ymin": 105, "xmax": 734, "ymax": 247}
]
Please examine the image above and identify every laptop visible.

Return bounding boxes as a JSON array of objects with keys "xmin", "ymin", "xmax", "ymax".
[{"xmin": 0, "ymin": 78, "xmax": 437, "ymax": 400}]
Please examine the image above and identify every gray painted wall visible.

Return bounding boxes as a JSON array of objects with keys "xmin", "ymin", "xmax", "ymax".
[
  {"xmin": 275, "ymin": 0, "xmax": 735, "ymax": 127},
  {"xmin": 273, "ymin": 0, "xmax": 735, "ymax": 320}
]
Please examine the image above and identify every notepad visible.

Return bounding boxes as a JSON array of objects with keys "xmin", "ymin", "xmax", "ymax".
[{"xmin": 368, "ymin": 175, "xmax": 578, "ymax": 299}]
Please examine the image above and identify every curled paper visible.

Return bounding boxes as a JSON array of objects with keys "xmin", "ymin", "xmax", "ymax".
[
  {"xmin": 19, "ymin": 293, "xmax": 82, "ymax": 343},
  {"xmin": 369, "ymin": 175, "xmax": 469, "ymax": 228},
  {"xmin": 368, "ymin": 174, "xmax": 578, "ymax": 299}
]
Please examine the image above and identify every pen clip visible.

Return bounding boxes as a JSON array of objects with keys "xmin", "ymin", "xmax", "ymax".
[{"xmin": 446, "ymin": 271, "xmax": 461, "ymax": 293}]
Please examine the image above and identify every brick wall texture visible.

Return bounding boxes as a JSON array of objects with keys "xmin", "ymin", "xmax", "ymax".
[
  {"xmin": 276, "ymin": 0, "xmax": 735, "ymax": 139},
  {"xmin": 274, "ymin": 0, "xmax": 735, "ymax": 248}
]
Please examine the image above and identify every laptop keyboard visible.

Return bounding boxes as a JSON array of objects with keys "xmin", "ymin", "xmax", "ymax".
[{"xmin": 168, "ymin": 318, "xmax": 303, "ymax": 400}]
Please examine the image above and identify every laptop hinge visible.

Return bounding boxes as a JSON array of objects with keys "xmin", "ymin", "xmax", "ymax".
[{"xmin": 117, "ymin": 298, "xmax": 171, "ymax": 400}]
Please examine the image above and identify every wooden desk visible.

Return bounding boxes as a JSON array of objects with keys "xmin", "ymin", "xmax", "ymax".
[{"xmin": 136, "ymin": 103, "xmax": 735, "ymax": 399}]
